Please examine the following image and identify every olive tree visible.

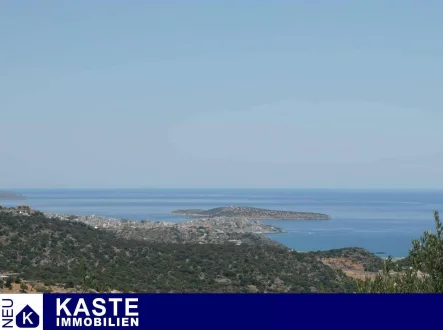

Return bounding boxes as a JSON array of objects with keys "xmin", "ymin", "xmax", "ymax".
[{"xmin": 356, "ymin": 211, "xmax": 443, "ymax": 293}]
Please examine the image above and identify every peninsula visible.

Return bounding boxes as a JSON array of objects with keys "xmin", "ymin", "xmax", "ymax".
[{"xmin": 170, "ymin": 206, "xmax": 330, "ymax": 220}]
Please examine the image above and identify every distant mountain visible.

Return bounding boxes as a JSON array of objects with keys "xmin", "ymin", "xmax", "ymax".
[
  {"xmin": 171, "ymin": 206, "xmax": 330, "ymax": 220},
  {"xmin": 0, "ymin": 191, "xmax": 25, "ymax": 200}
]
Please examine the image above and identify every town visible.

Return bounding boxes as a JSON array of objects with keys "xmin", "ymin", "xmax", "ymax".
[{"xmin": 1, "ymin": 205, "xmax": 284, "ymax": 246}]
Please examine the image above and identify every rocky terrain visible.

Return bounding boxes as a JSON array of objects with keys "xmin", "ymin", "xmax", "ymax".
[
  {"xmin": 171, "ymin": 206, "xmax": 330, "ymax": 220},
  {"xmin": 305, "ymin": 247, "xmax": 385, "ymax": 280},
  {"xmin": 305, "ymin": 247, "xmax": 385, "ymax": 272},
  {"xmin": 320, "ymin": 257, "xmax": 379, "ymax": 280}
]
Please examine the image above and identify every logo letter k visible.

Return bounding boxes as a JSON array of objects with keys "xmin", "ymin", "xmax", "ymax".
[{"xmin": 23, "ymin": 311, "xmax": 34, "ymax": 325}]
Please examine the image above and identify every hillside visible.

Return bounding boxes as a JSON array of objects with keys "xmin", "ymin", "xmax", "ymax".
[
  {"xmin": 304, "ymin": 248, "xmax": 384, "ymax": 280},
  {"xmin": 306, "ymin": 247, "xmax": 384, "ymax": 272},
  {"xmin": 0, "ymin": 211, "xmax": 352, "ymax": 293},
  {"xmin": 171, "ymin": 206, "xmax": 330, "ymax": 220}
]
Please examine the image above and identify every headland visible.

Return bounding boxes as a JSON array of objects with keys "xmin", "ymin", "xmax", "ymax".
[{"xmin": 171, "ymin": 206, "xmax": 330, "ymax": 220}]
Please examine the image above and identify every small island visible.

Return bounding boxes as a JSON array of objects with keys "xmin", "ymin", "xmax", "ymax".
[
  {"xmin": 170, "ymin": 206, "xmax": 330, "ymax": 220},
  {"xmin": 0, "ymin": 191, "xmax": 25, "ymax": 200}
]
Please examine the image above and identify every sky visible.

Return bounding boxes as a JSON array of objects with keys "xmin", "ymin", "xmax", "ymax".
[{"xmin": 1, "ymin": 1, "xmax": 442, "ymax": 189}]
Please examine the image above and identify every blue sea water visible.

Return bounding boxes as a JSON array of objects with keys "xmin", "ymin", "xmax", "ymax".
[{"xmin": 2, "ymin": 188, "xmax": 443, "ymax": 257}]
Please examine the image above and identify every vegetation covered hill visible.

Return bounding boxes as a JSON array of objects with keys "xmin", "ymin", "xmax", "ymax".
[{"xmin": 0, "ymin": 212, "xmax": 351, "ymax": 293}]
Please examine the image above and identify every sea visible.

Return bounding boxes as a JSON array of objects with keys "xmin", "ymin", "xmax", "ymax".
[{"xmin": 2, "ymin": 188, "xmax": 443, "ymax": 258}]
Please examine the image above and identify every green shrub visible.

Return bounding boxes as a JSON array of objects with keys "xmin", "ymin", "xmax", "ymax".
[
  {"xmin": 19, "ymin": 283, "xmax": 28, "ymax": 293},
  {"xmin": 35, "ymin": 286, "xmax": 52, "ymax": 293},
  {"xmin": 356, "ymin": 211, "xmax": 443, "ymax": 293}
]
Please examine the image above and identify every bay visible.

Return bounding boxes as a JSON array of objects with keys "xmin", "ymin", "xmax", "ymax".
[{"xmin": 2, "ymin": 188, "xmax": 442, "ymax": 257}]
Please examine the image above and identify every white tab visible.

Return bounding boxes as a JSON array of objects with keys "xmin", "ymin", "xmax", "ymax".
[{"xmin": 0, "ymin": 294, "xmax": 43, "ymax": 330}]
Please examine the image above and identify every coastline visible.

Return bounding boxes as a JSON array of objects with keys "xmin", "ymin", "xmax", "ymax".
[
  {"xmin": 0, "ymin": 204, "xmax": 411, "ymax": 256},
  {"xmin": 41, "ymin": 210, "xmax": 409, "ymax": 257},
  {"xmin": 2, "ymin": 187, "xmax": 429, "ymax": 258}
]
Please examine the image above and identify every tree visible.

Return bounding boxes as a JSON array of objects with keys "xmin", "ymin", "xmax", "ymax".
[
  {"xmin": 78, "ymin": 258, "xmax": 110, "ymax": 293},
  {"xmin": 409, "ymin": 211, "xmax": 443, "ymax": 292},
  {"xmin": 20, "ymin": 283, "xmax": 28, "ymax": 293},
  {"xmin": 356, "ymin": 211, "xmax": 443, "ymax": 293},
  {"xmin": 5, "ymin": 277, "xmax": 13, "ymax": 289}
]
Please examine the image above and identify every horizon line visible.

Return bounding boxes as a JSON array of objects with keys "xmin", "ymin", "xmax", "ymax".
[{"xmin": 2, "ymin": 187, "xmax": 443, "ymax": 191}]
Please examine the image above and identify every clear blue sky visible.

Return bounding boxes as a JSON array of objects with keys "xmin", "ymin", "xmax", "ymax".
[{"xmin": 1, "ymin": 1, "xmax": 442, "ymax": 189}]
